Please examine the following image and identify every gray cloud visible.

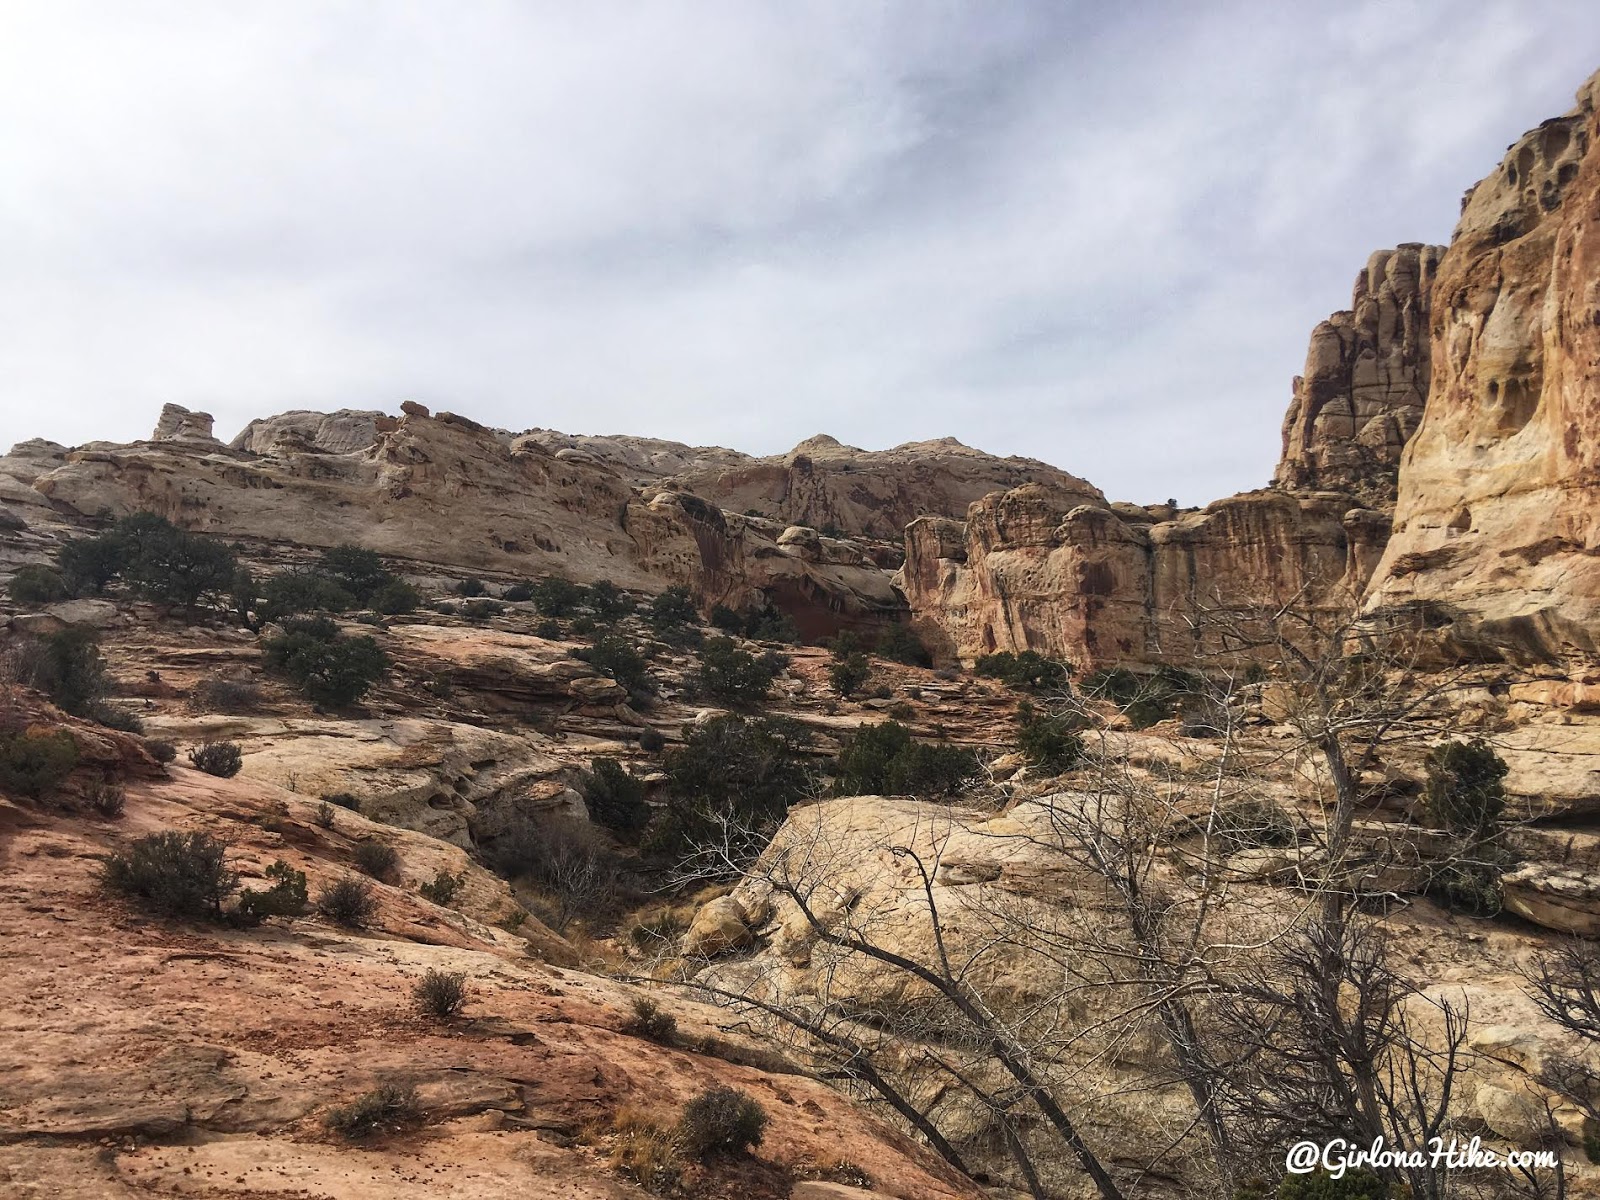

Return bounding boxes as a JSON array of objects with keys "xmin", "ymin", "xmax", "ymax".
[{"xmin": 2, "ymin": 1, "xmax": 1597, "ymax": 503}]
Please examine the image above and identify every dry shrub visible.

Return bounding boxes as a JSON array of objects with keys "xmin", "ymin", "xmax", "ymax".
[{"xmin": 609, "ymin": 1105, "xmax": 683, "ymax": 1193}]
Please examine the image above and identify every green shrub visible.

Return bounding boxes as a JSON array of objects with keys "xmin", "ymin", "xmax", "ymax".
[
  {"xmin": 262, "ymin": 618, "xmax": 388, "ymax": 707},
  {"xmin": 314, "ymin": 800, "xmax": 337, "ymax": 828},
  {"xmin": 324, "ymin": 1083, "xmax": 422, "ymax": 1139},
  {"xmin": 454, "ymin": 576, "xmax": 487, "ymax": 597},
  {"xmin": 461, "ymin": 598, "xmax": 503, "ymax": 621},
  {"xmin": 834, "ymin": 721, "xmax": 978, "ymax": 798},
  {"xmin": 584, "ymin": 579, "xmax": 632, "ymax": 619},
  {"xmin": 1423, "ymin": 739, "xmax": 1508, "ymax": 838},
  {"xmin": 579, "ymin": 756, "xmax": 649, "ymax": 835},
  {"xmin": 353, "ymin": 840, "xmax": 400, "ymax": 881},
  {"xmin": 235, "ymin": 860, "xmax": 309, "ymax": 923},
  {"xmin": 418, "ymin": 869, "xmax": 466, "ymax": 906},
  {"xmin": 255, "ymin": 570, "xmax": 356, "ymax": 623},
  {"xmin": 579, "ymin": 634, "xmax": 651, "ymax": 693},
  {"xmin": 57, "ymin": 531, "xmax": 125, "ymax": 596},
  {"xmin": 709, "ymin": 604, "xmax": 742, "ymax": 632},
  {"xmin": 625, "ymin": 996, "xmax": 677, "ymax": 1043},
  {"xmin": 370, "ymin": 579, "xmax": 420, "ymax": 615},
  {"xmin": 696, "ymin": 636, "xmax": 778, "ymax": 706},
  {"xmin": 649, "ymin": 586, "xmax": 698, "ymax": 629},
  {"xmin": 661, "ymin": 715, "xmax": 812, "ymax": 842},
  {"xmin": 674, "ymin": 1085, "xmax": 767, "ymax": 1159},
  {"xmin": 317, "ymin": 876, "xmax": 378, "ymax": 927},
  {"xmin": 638, "ymin": 728, "xmax": 665, "ymax": 753},
  {"xmin": 189, "ymin": 741, "xmax": 243, "ymax": 778},
  {"xmin": 8, "ymin": 565, "xmax": 68, "ymax": 606},
  {"xmin": 0, "ymin": 730, "xmax": 80, "ymax": 797},
  {"xmin": 874, "ymin": 622, "xmax": 930, "ymax": 667},
  {"xmin": 569, "ymin": 614, "xmax": 596, "ymax": 635},
  {"xmin": 503, "ymin": 580, "xmax": 534, "ymax": 602},
  {"xmin": 143, "ymin": 737, "xmax": 177, "ymax": 764},
  {"xmin": 86, "ymin": 780, "xmax": 126, "ymax": 818},
  {"xmin": 317, "ymin": 546, "xmax": 394, "ymax": 605},
  {"xmin": 412, "ymin": 969, "xmax": 468, "ymax": 1019},
  {"xmin": 534, "ymin": 618, "xmax": 563, "ymax": 639},
  {"xmin": 1082, "ymin": 665, "xmax": 1201, "ymax": 729},
  {"xmin": 1016, "ymin": 701, "xmax": 1083, "ymax": 774},
  {"xmin": 829, "ymin": 652, "xmax": 871, "ymax": 698},
  {"xmin": 109, "ymin": 513, "xmax": 239, "ymax": 613},
  {"xmin": 102, "ymin": 831, "xmax": 236, "ymax": 918},
  {"xmin": 975, "ymin": 650, "xmax": 1068, "ymax": 692},
  {"xmin": 531, "ymin": 576, "xmax": 583, "ymax": 617},
  {"xmin": 5, "ymin": 628, "xmax": 108, "ymax": 716}
]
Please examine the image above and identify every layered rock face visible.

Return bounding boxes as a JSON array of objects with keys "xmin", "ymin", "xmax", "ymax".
[
  {"xmin": 660, "ymin": 434, "xmax": 1099, "ymax": 541},
  {"xmin": 900, "ymin": 485, "xmax": 1386, "ymax": 667},
  {"xmin": 5, "ymin": 405, "xmax": 902, "ymax": 636},
  {"xmin": 1366, "ymin": 70, "xmax": 1600, "ymax": 662},
  {"xmin": 1275, "ymin": 243, "xmax": 1443, "ymax": 503}
]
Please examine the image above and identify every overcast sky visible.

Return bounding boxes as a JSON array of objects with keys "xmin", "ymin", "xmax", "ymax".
[{"xmin": 2, "ymin": 3, "xmax": 1597, "ymax": 504}]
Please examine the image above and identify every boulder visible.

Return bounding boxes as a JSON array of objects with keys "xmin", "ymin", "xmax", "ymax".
[{"xmin": 682, "ymin": 896, "xmax": 754, "ymax": 958}]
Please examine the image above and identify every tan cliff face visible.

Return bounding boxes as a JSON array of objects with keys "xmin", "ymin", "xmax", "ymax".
[
  {"xmin": 3, "ymin": 404, "xmax": 904, "ymax": 638},
  {"xmin": 899, "ymin": 486, "xmax": 1385, "ymax": 669},
  {"xmin": 1365, "ymin": 69, "xmax": 1600, "ymax": 662},
  {"xmin": 1275, "ymin": 243, "xmax": 1443, "ymax": 504}
]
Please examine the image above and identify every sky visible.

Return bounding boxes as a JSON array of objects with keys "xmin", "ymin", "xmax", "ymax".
[{"xmin": 2, "ymin": 3, "xmax": 1598, "ymax": 505}]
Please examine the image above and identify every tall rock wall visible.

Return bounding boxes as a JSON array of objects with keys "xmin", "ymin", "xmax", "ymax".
[
  {"xmin": 1365, "ymin": 70, "xmax": 1600, "ymax": 661},
  {"xmin": 899, "ymin": 485, "xmax": 1386, "ymax": 669},
  {"xmin": 1275, "ymin": 244, "xmax": 1443, "ymax": 503}
]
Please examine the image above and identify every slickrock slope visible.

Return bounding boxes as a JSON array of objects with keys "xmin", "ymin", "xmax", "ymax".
[
  {"xmin": 1275, "ymin": 243, "xmax": 1443, "ymax": 503},
  {"xmin": 0, "ymin": 695, "xmax": 980, "ymax": 1200},
  {"xmin": 1366, "ymin": 69, "xmax": 1600, "ymax": 662}
]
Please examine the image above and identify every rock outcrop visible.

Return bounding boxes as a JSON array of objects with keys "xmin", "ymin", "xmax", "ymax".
[
  {"xmin": 1275, "ymin": 244, "xmax": 1443, "ymax": 503},
  {"xmin": 899, "ymin": 484, "xmax": 1386, "ymax": 668},
  {"xmin": 1365, "ymin": 69, "xmax": 1600, "ymax": 663},
  {"xmin": 230, "ymin": 407, "xmax": 385, "ymax": 455},
  {"xmin": 151, "ymin": 403, "xmax": 219, "ymax": 443},
  {"xmin": 659, "ymin": 434, "xmax": 1100, "ymax": 542},
  {"xmin": 4, "ymin": 407, "xmax": 904, "ymax": 638}
]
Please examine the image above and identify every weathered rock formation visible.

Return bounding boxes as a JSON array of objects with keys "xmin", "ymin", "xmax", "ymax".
[
  {"xmin": 659, "ymin": 434, "xmax": 1099, "ymax": 542},
  {"xmin": 899, "ymin": 485, "xmax": 1388, "ymax": 668},
  {"xmin": 2, "ymin": 406, "xmax": 903, "ymax": 637},
  {"xmin": 151, "ymin": 402, "xmax": 218, "ymax": 442},
  {"xmin": 230, "ymin": 407, "xmax": 385, "ymax": 455},
  {"xmin": 1366, "ymin": 69, "xmax": 1600, "ymax": 663},
  {"xmin": 1275, "ymin": 243, "xmax": 1443, "ymax": 503}
]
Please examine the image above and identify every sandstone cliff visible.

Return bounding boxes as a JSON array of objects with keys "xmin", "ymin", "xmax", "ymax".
[
  {"xmin": 1, "ymin": 405, "xmax": 904, "ymax": 638},
  {"xmin": 1275, "ymin": 243, "xmax": 1443, "ymax": 503},
  {"xmin": 1365, "ymin": 69, "xmax": 1600, "ymax": 662}
]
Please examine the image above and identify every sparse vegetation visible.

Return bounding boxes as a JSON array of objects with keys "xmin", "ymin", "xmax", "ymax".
[
  {"xmin": 192, "ymin": 677, "xmax": 262, "ymax": 714},
  {"xmin": 188, "ymin": 740, "xmax": 243, "ymax": 778},
  {"xmin": 579, "ymin": 634, "xmax": 651, "ymax": 694},
  {"xmin": 1015, "ymin": 699, "xmax": 1083, "ymax": 774},
  {"xmin": 674, "ymin": 1085, "xmax": 767, "ymax": 1159},
  {"xmin": 417, "ymin": 868, "xmax": 466, "ymax": 906},
  {"xmin": 695, "ymin": 635, "xmax": 779, "ymax": 706},
  {"xmin": 648, "ymin": 585, "xmax": 698, "ymax": 629},
  {"xmin": 261, "ymin": 616, "xmax": 388, "ymax": 707},
  {"xmin": 322, "ymin": 791, "xmax": 361, "ymax": 811},
  {"xmin": 102, "ymin": 830, "xmax": 237, "ymax": 918},
  {"xmin": 235, "ymin": 860, "xmax": 309, "ymax": 923},
  {"xmin": 454, "ymin": 576, "xmax": 487, "ymax": 597},
  {"xmin": 833, "ymin": 721, "xmax": 979, "ymax": 798},
  {"xmin": 3, "ymin": 628, "xmax": 110, "ymax": 719},
  {"xmin": 1212, "ymin": 797, "xmax": 1298, "ymax": 853},
  {"xmin": 490, "ymin": 815, "xmax": 618, "ymax": 932},
  {"xmin": 1423, "ymin": 739, "xmax": 1510, "ymax": 916},
  {"xmin": 609, "ymin": 1105, "xmax": 683, "ymax": 1192},
  {"xmin": 874, "ymin": 621, "xmax": 931, "ymax": 666},
  {"xmin": 353, "ymin": 839, "xmax": 399, "ymax": 881},
  {"xmin": 0, "ymin": 729, "xmax": 80, "ymax": 797},
  {"xmin": 314, "ymin": 801, "xmax": 337, "ymax": 828},
  {"xmin": 85, "ymin": 780, "xmax": 126, "ymax": 818},
  {"xmin": 584, "ymin": 579, "xmax": 632, "ymax": 619},
  {"xmin": 412, "ymin": 969, "xmax": 468, "ymax": 1019},
  {"xmin": 975, "ymin": 650, "xmax": 1069, "ymax": 692},
  {"xmin": 828, "ymin": 651, "xmax": 871, "ymax": 698},
  {"xmin": 1082, "ymin": 665, "xmax": 1200, "ymax": 728},
  {"xmin": 8, "ymin": 564, "xmax": 68, "ymax": 606},
  {"xmin": 625, "ymin": 996, "xmax": 677, "ymax": 1043},
  {"xmin": 143, "ymin": 737, "xmax": 177, "ymax": 764},
  {"xmin": 324, "ymin": 1083, "xmax": 422, "ymax": 1140},
  {"xmin": 530, "ymin": 576, "xmax": 583, "ymax": 617},
  {"xmin": 579, "ymin": 756, "xmax": 650, "ymax": 836},
  {"xmin": 317, "ymin": 875, "xmax": 378, "ymax": 927}
]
